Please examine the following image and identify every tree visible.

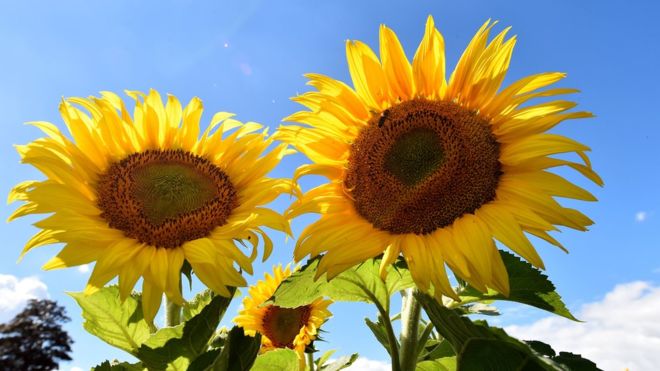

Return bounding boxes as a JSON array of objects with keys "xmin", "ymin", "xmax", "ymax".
[{"xmin": 0, "ymin": 299, "xmax": 74, "ymax": 371}]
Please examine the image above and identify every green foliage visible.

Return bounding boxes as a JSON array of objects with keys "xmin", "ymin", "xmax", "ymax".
[
  {"xmin": 458, "ymin": 251, "xmax": 577, "ymax": 320},
  {"xmin": 364, "ymin": 317, "xmax": 397, "ymax": 356},
  {"xmin": 417, "ymin": 293, "xmax": 601, "ymax": 370},
  {"xmin": 136, "ymin": 294, "xmax": 234, "ymax": 370},
  {"xmin": 269, "ymin": 257, "xmax": 414, "ymax": 311},
  {"xmin": 182, "ymin": 290, "xmax": 214, "ymax": 321},
  {"xmin": 212, "ymin": 326, "xmax": 262, "ymax": 371},
  {"xmin": 73, "ymin": 286, "xmax": 238, "ymax": 370},
  {"xmin": 69, "ymin": 287, "xmax": 151, "ymax": 354},
  {"xmin": 92, "ymin": 360, "xmax": 145, "ymax": 371},
  {"xmin": 251, "ymin": 349, "xmax": 299, "ymax": 371},
  {"xmin": 319, "ymin": 353, "xmax": 358, "ymax": 371},
  {"xmin": 416, "ymin": 358, "xmax": 456, "ymax": 371}
]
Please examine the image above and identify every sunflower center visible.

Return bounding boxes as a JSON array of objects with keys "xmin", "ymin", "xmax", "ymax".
[
  {"xmin": 97, "ymin": 149, "xmax": 237, "ymax": 248},
  {"xmin": 345, "ymin": 99, "xmax": 501, "ymax": 235},
  {"xmin": 261, "ymin": 305, "xmax": 312, "ymax": 348},
  {"xmin": 384, "ymin": 128, "xmax": 444, "ymax": 186}
]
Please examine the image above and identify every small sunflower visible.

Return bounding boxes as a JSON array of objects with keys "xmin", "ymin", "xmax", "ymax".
[
  {"xmin": 9, "ymin": 89, "xmax": 292, "ymax": 322},
  {"xmin": 234, "ymin": 265, "xmax": 332, "ymax": 362},
  {"xmin": 278, "ymin": 16, "xmax": 602, "ymax": 299}
]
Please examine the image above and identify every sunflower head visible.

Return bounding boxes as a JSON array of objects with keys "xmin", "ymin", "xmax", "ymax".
[
  {"xmin": 9, "ymin": 89, "xmax": 293, "ymax": 322},
  {"xmin": 278, "ymin": 16, "xmax": 601, "ymax": 300},
  {"xmin": 234, "ymin": 265, "xmax": 332, "ymax": 360}
]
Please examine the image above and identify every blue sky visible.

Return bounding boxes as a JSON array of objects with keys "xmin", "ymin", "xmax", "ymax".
[{"xmin": 1, "ymin": 1, "xmax": 659, "ymax": 369}]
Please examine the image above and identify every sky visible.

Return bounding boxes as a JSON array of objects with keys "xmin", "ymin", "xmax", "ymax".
[{"xmin": 1, "ymin": 1, "xmax": 659, "ymax": 370}]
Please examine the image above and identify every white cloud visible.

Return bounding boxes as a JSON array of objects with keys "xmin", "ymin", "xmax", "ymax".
[
  {"xmin": 77, "ymin": 264, "xmax": 90, "ymax": 273},
  {"xmin": 506, "ymin": 281, "xmax": 660, "ymax": 371},
  {"xmin": 69, "ymin": 367, "xmax": 84, "ymax": 371},
  {"xmin": 0, "ymin": 274, "xmax": 49, "ymax": 322},
  {"xmin": 344, "ymin": 357, "xmax": 389, "ymax": 371},
  {"xmin": 636, "ymin": 211, "xmax": 648, "ymax": 222}
]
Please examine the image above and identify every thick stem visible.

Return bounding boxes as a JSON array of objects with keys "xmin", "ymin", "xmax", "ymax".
[
  {"xmin": 399, "ymin": 288, "xmax": 421, "ymax": 371},
  {"xmin": 306, "ymin": 351, "xmax": 315, "ymax": 371},
  {"xmin": 165, "ymin": 297, "xmax": 181, "ymax": 327}
]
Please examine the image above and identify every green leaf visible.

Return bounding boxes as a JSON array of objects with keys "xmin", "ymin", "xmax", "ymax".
[
  {"xmin": 136, "ymin": 293, "xmax": 233, "ymax": 370},
  {"xmin": 364, "ymin": 317, "xmax": 396, "ymax": 356},
  {"xmin": 416, "ymin": 358, "xmax": 455, "ymax": 371},
  {"xmin": 552, "ymin": 351, "xmax": 602, "ymax": 370},
  {"xmin": 524, "ymin": 341, "xmax": 602, "ymax": 370},
  {"xmin": 457, "ymin": 338, "xmax": 548, "ymax": 371},
  {"xmin": 182, "ymin": 289, "xmax": 214, "ymax": 321},
  {"xmin": 321, "ymin": 353, "xmax": 359, "ymax": 371},
  {"xmin": 92, "ymin": 360, "xmax": 145, "ymax": 371},
  {"xmin": 251, "ymin": 349, "xmax": 299, "ymax": 371},
  {"xmin": 69, "ymin": 286, "xmax": 151, "ymax": 354},
  {"xmin": 458, "ymin": 251, "xmax": 577, "ymax": 321},
  {"xmin": 525, "ymin": 340, "xmax": 556, "ymax": 357},
  {"xmin": 181, "ymin": 260, "xmax": 193, "ymax": 291},
  {"xmin": 421, "ymin": 339, "xmax": 455, "ymax": 361},
  {"xmin": 415, "ymin": 322, "xmax": 435, "ymax": 361},
  {"xmin": 213, "ymin": 326, "xmax": 262, "ymax": 371},
  {"xmin": 315, "ymin": 350, "xmax": 335, "ymax": 368},
  {"xmin": 270, "ymin": 257, "xmax": 414, "ymax": 311},
  {"xmin": 417, "ymin": 293, "xmax": 555, "ymax": 371},
  {"xmin": 187, "ymin": 349, "xmax": 221, "ymax": 371}
]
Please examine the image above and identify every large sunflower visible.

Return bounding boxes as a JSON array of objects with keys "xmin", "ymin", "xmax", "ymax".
[
  {"xmin": 234, "ymin": 265, "xmax": 332, "ymax": 362},
  {"xmin": 278, "ymin": 16, "xmax": 601, "ymax": 299},
  {"xmin": 9, "ymin": 90, "xmax": 292, "ymax": 322}
]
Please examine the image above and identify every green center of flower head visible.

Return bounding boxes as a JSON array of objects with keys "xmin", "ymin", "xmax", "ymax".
[
  {"xmin": 133, "ymin": 163, "xmax": 218, "ymax": 225},
  {"xmin": 97, "ymin": 149, "xmax": 237, "ymax": 248},
  {"xmin": 345, "ymin": 99, "xmax": 502, "ymax": 235},
  {"xmin": 384, "ymin": 128, "xmax": 444, "ymax": 187},
  {"xmin": 262, "ymin": 305, "xmax": 312, "ymax": 348}
]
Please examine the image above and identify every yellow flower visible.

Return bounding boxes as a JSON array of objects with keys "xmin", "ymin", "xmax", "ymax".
[
  {"xmin": 234, "ymin": 265, "xmax": 332, "ymax": 363},
  {"xmin": 9, "ymin": 90, "xmax": 292, "ymax": 322},
  {"xmin": 278, "ymin": 16, "xmax": 602, "ymax": 299}
]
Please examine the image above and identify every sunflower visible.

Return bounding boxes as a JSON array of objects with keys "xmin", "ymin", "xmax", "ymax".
[
  {"xmin": 278, "ymin": 16, "xmax": 602, "ymax": 299},
  {"xmin": 9, "ymin": 89, "xmax": 293, "ymax": 322},
  {"xmin": 234, "ymin": 265, "xmax": 332, "ymax": 363}
]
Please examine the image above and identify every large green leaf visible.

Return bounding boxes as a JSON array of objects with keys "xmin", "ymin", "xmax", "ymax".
[
  {"xmin": 526, "ymin": 341, "xmax": 602, "ymax": 371},
  {"xmin": 417, "ymin": 293, "xmax": 556, "ymax": 371},
  {"xmin": 182, "ymin": 289, "xmax": 214, "ymax": 321},
  {"xmin": 270, "ymin": 257, "xmax": 413, "ymax": 311},
  {"xmin": 69, "ymin": 286, "xmax": 151, "ymax": 354},
  {"xmin": 416, "ymin": 358, "xmax": 455, "ymax": 371},
  {"xmin": 458, "ymin": 338, "xmax": 548, "ymax": 371},
  {"xmin": 552, "ymin": 351, "xmax": 601, "ymax": 370},
  {"xmin": 458, "ymin": 251, "xmax": 577, "ymax": 320},
  {"xmin": 136, "ymin": 293, "xmax": 233, "ymax": 370},
  {"xmin": 251, "ymin": 349, "xmax": 299, "ymax": 371},
  {"xmin": 213, "ymin": 326, "xmax": 262, "ymax": 371}
]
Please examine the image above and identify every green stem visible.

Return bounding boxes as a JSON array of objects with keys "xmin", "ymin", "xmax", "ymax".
[
  {"xmin": 380, "ymin": 311, "xmax": 402, "ymax": 371},
  {"xmin": 306, "ymin": 351, "xmax": 315, "ymax": 371},
  {"xmin": 343, "ymin": 278, "xmax": 401, "ymax": 371},
  {"xmin": 165, "ymin": 297, "xmax": 181, "ymax": 327},
  {"xmin": 399, "ymin": 288, "xmax": 421, "ymax": 371}
]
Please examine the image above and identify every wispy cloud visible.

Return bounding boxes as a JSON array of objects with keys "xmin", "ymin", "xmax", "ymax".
[
  {"xmin": 636, "ymin": 211, "xmax": 649, "ymax": 222},
  {"xmin": 77, "ymin": 264, "xmax": 90, "ymax": 273},
  {"xmin": 0, "ymin": 274, "xmax": 48, "ymax": 322},
  {"xmin": 506, "ymin": 281, "xmax": 660, "ymax": 371}
]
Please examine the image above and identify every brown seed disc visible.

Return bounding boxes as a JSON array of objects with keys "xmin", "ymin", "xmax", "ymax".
[
  {"xmin": 345, "ymin": 99, "xmax": 501, "ymax": 235},
  {"xmin": 96, "ymin": 149, "xmax": 237, "ymax": 248},
  {"xmin": 261, "ymin": 305, "xmax": 312, "ymax": 348}
]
